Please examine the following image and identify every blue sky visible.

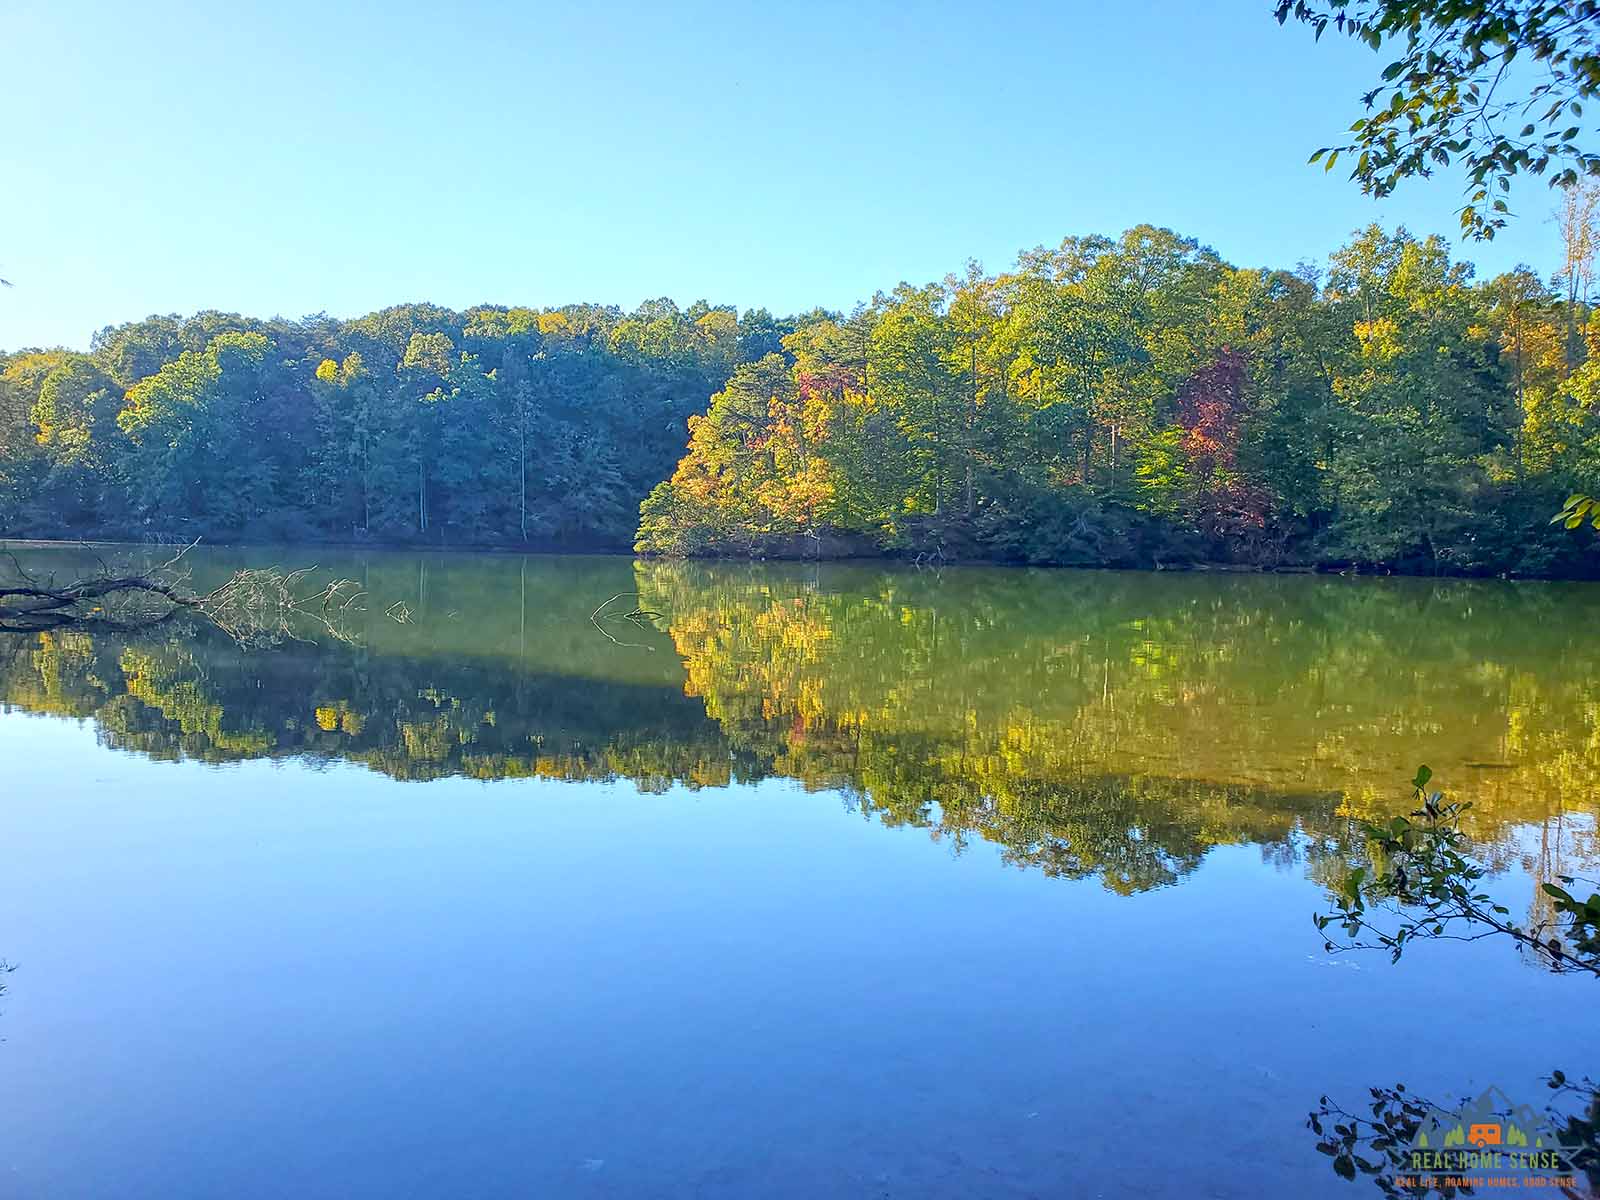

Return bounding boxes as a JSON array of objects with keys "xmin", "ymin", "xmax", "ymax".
[{"xmin": 0, "ymin": 0, "xmax": 1573, "ymax": 351}]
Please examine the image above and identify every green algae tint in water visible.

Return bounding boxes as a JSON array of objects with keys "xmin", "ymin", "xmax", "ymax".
[{"xmin": 1, "ymin": 547, "xmax": 1596, "ymax": 1198}]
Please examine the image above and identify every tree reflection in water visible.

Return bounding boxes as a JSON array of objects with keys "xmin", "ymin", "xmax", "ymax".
[{"xmin": 2, "ymin": 549, "xmax": 1597, "ymax": 898}]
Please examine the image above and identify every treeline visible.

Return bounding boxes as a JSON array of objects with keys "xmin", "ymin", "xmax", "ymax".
[
  {"xmin": 3, "ymin": 222, "xmax": 1599, "ymax": 572},
  {"xmin": 639, "ymin": 224, "xmax": 1600, "ymax": 574},
  {"xmin": 0, "ymin": 299, "xmax": 799, "ymax": 547}
]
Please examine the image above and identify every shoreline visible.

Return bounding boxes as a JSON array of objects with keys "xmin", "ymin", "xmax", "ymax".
[{"xmin": 4, "ymin": 535, "xmax": 1596, "ymax": 582}]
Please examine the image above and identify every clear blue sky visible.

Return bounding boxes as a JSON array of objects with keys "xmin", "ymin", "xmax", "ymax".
[{"xmin": 0, "ymin": 0, "xmax": 1571, "ymax": 352}]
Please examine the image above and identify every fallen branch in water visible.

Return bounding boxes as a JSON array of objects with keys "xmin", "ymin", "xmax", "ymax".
[
  {"xmin": 0, "ymin": 575, "xmax": 201, "ymax": 624},
  {"xmin": 0, "ymin": 540, "xmax": 202, "ymax": 632},
  {"xmin": 200, "ymin": 566, "xmax": 366, "ymax": 647},
  {"xmin": 590, "ymin": 592, "xmax": 663, "ymax": 622},
  {"xmin": 0, "ymin": 543, "xmax": 367, "ymax": 646},
  {"xmin": 589, "ymin": 591, "xmax": 663, "ymax": 650}
]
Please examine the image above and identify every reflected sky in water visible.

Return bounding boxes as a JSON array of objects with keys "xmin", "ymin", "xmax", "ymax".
[{"xmin": 1, "ymin": 550, "xmax": 1597, "ymax": 1197}]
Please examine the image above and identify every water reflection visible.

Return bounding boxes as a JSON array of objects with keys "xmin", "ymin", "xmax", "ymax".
[{"xmin": 3, "ymin": 550, "xmax": 1598, "ymax": 895}]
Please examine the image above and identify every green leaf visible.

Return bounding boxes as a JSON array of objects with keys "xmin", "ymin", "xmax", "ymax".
[{"xmin": 1411, "ymin": 765, "xmax": 1432, "ymax": 791}]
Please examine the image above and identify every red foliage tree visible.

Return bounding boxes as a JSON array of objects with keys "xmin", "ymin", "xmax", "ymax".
[{"xmin": 1174, "ymin": 349, "xmax": 1273, "ymax": 538}]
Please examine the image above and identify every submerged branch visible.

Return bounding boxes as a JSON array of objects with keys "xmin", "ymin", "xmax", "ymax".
[
  {"xmin": 198, "ymin": 565, "xmax": 365, "ymax": 647},
  {"xmin": 589, "ymin": 591, "xmax": 663, "ymax": 651},
  {"xmin": 0, "ymin": 545, "xmax": 367, "ymax": 646}
]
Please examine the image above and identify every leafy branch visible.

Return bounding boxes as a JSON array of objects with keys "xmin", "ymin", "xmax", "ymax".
[
  {"xmin": 1315, "ymin": 765, "xmax": 1600, "ymax": 975},
  {"xmin": 1310, "ymin": 1074, "xmax": 1600, "ymax": 1197},
  {"xmin": 1277, "ymin": 0, "xmax": 1600, "ymax": 238},
  {"xmin": 1308, "ymin": 766, "xmax": 1600, "ymax": 1194},
  {"xmin": 1553, "ymin": 493, "xmax": 1600, "ymax": 532}
]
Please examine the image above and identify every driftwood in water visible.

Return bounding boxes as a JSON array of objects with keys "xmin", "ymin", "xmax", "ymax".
[
  {"xmin": 0, "ymin": 543, "xmax": 365, "ymax": 646},
  {"xmin": 0, "ymin": 574, "xmax": 201, "ymax": 630},
  {"xmin": 0, "ymin": 542, "xmax": 204, "ymax": 633},
  {"xmin": 589, "ymin": 591, "xmax": 663, "ymax": 650},
  {"xmin": 198, "ymin": 565, "xmax": 365, "ymax": 646}
]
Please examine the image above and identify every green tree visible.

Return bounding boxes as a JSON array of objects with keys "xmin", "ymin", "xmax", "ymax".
[{"xmin": 118, "ymin": 332, "xmax": 279, "ymax": 532}]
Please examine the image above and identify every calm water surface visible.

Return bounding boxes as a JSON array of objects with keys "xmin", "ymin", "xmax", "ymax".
[{"xmin": 2, "ymin": 549, "xmax": 1597, "ymax": 1198}]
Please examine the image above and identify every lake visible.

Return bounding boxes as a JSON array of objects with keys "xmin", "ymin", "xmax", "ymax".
[{"xmin": 2, "ymin": 547, "xmax": 1596, "ymax": 1198}]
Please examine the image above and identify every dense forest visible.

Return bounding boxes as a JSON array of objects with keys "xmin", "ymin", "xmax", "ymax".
[
  {"xmin": 3, "ymin": 219, "xmax": 1599, "ymax": 573},
  {"xmin": 0, "ymin": 298, "xmax": 775, "ymax": 549},
  {"xmin": 640, "ymin": 221, "xmax": 1600, "ymax": 574}
]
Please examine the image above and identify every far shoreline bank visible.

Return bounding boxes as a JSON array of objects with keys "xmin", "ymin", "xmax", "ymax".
[{"xmin": 4, "ymin": 535, "xmax": 1597, "ymax": 583}]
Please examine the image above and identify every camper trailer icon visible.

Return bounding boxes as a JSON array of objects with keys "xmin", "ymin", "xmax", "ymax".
[{"xmin": 1467, "ymin": 1123, "xmax": 1502, "ymax": 1148}]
